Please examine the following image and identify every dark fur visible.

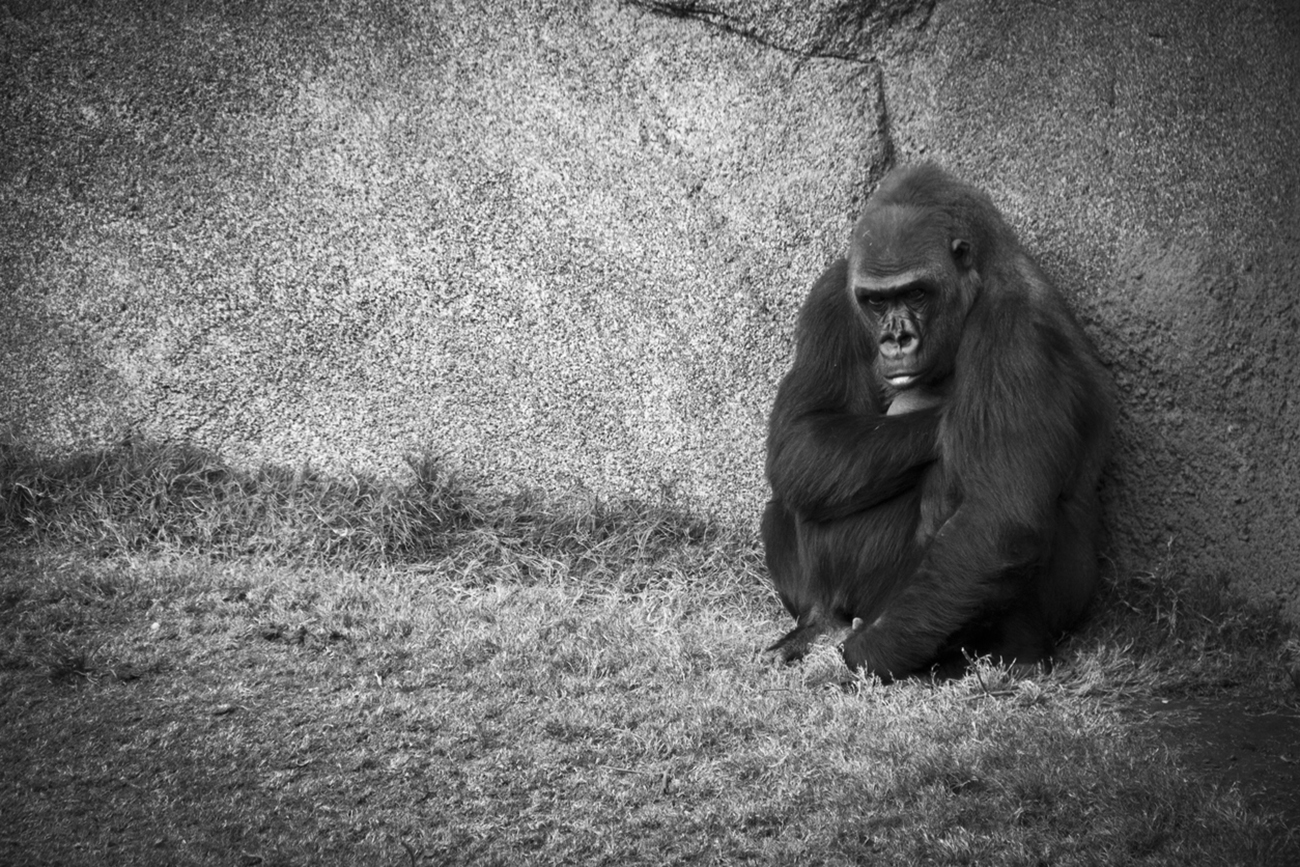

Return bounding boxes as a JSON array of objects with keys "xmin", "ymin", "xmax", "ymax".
[{"xmin": 763, "ymin": 164, "xmax": 1112, "ymax": 678}]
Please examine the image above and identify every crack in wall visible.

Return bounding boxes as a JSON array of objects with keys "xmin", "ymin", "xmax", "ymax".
[
  {"xmin": 623, "ymin": 0, "xmax": 902, "ymax": 195},
  {"xmin": 622, "ymin": 0, "xmax": 916, "ymax": 179},
  {"xmin": 624, "ymin": 0, "xmax": 935, "ymax": 66},
  {"xmin": 626, "ymin": 1, "xmax": 873, "ymax": 65},
  {"xmin": 872, "ymin": 64, "xmax": 896, "ymax": 177}
]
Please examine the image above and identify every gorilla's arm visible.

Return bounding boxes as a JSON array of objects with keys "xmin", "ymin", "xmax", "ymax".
[
  {"xmin": 765, "ymin": 259, "xmax": 941, "ymax": 522},
  {"xmin": 842, "ymin": 265, "xmax": 1111, "ymax": 676}
]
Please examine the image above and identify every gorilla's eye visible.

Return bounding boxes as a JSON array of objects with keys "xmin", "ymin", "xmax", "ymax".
[{"xmin": 905, "ymin": 288, "xmax": 925, "ymax": 304}]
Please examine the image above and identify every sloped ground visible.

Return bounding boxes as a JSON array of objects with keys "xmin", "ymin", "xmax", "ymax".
[
  {"xmin": 1, "ymin": 442, "xmax": 1297, "ymax": 865},
  {"xmin": 2, "ymin": 547, "xmax": 1297, "ymax": 866}
]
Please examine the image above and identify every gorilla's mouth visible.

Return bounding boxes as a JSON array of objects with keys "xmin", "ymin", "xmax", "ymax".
[{"xmin": 886, "ymin": 374, "xmax": 920, "ymax": 388}]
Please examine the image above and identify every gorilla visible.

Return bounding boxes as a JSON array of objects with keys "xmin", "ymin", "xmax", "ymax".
[{"xmin": 763, "ymin": 164, "xmax": 1112, "ymax": 679}]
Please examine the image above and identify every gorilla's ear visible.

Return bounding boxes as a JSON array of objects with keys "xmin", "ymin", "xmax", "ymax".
[{"xmin": 951, "ymin": 239, "xmax": 973, "ymax": 269}]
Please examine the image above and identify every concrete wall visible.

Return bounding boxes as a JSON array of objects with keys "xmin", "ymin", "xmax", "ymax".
[{"xmin": 3, "ymin": 0, "xmax": 1298, "ymax": 613}]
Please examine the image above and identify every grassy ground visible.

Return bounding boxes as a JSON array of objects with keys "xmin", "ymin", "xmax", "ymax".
[{"xmin": 1, "ymin": 440, "xmax": 1298, "ymax": 866}]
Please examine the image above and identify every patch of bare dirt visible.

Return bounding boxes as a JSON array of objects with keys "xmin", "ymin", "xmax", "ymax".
[{"xmin": 1139, "ymin": 695, "xmax": 1300, "ymax": 830}]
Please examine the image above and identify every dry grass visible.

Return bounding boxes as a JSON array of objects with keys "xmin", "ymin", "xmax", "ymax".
[{"xmin": 1, "ymin": 440, "xmax": 1297, "ymax": 866}]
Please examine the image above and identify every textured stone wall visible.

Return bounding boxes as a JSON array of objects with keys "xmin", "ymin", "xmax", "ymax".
[{"xmin": 2, "ymin": 0, "xmax": 1298, "ymax": 613}]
